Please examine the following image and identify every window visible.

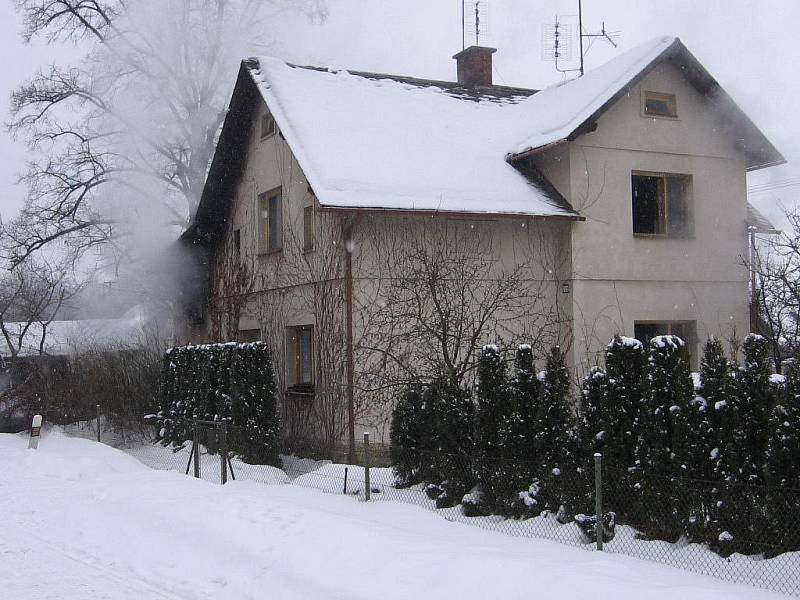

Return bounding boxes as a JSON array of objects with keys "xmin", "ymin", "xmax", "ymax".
[
  {"xmin": 303, "ymin": 205, "xmax": 314, "ymax": 251},
  {"xmin": 632, "ymin": 172, "xmax": 692, "ymax": 237},
  {"xmin": 238, "ymin": 328, "xmax": 261, "ymax": 342},
  {"xmin": 233, "ymin": 228, "xmax": 241, "ymax": 258},
  {"xmin": 257, "ymin": 190, "xmax": 283, "ymax": 253},
  {"xmin": 260, "ymin": 111, "xmax": 275, "ymax": 138},
  {"xmin": 288, "ymin": 325, "xmax": 314, "ymax": 389},
  {"xmin": 634, "ymin": 321, "xmax": 697, "ymax": 362},
  {"xmin": 642, "ymin": 91, "xmax": 677, "ymax": 118}
]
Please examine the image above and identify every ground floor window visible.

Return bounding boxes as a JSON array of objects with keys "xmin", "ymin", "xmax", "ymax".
[
  {"xmin": 287, "ymin": 325, "xmax": 314, "ymax": 391},
  {"xmin": 238, "ymin": 328, "xmax": 261, "ymax": 342},
  {"xmin": 634, "ymin": 320, "xmax": 697, "ymax": 364}
]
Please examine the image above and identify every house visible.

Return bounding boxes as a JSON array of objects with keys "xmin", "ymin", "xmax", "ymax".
[{"xmin": 183, "ymin": 36, "xmax": 783, "ymax": 450}]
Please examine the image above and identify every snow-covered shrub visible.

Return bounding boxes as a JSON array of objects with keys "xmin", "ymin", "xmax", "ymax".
[
  {"xmin": 603, "ymin": 335, "xmax": 646, "ymax": 471},
  {"xmin": 534, "ymin": 347, "xmax": 578, "ymax": 516},
  {"xmin": 474, "ymin": 345, "xmax": 516, "ymax": 512},
  {"xmin": 390, "ymin": 386, "xmax": 430, "ymax": 487},
  {"xmin": 574, "ymin": 511, "xmax": 616, "ymax": 544},
  {"xmin": 631, "ymin": 335, "xmax": 693, "ymax": 542},
  {"xmin": 763, "ymin": 362, "xmax": 800, "ymax": 555},
  {"xmin": 157, "ymin": 342, "xmax": 280, "ymax": 467}
]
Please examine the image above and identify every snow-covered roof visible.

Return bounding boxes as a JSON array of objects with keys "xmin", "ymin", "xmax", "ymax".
[
  {"xmin": 510, "ymin": 37, "xmax": 676, "ymax": 158},
  {"xmin": 189, "ymin": 36, "xmax": 782, "ymax": 239},
  {"xmin": 0, "ymin": 306, "xmax": 154, "ymax": 358},
  {"xmin": 747, "ymin": 202, "xmax": 780, "ymax": 234},
  {"xmin": 248, "ymin": 58, "xmax": 575, "ymax": 217}
]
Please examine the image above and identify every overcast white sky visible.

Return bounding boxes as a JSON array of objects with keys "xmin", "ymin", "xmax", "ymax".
[{"xmin": 1, "ymin": 0, "xmax": 798, "ymax": 226}]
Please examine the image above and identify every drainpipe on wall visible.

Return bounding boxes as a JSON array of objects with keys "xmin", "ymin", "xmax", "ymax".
[
  {"xmin": 344, "ymin": 216, "xmax": 356, "ymax": 464},
  {"xmin": 748, "ymin": 225, "xmax": 759, "ymax": 333}
]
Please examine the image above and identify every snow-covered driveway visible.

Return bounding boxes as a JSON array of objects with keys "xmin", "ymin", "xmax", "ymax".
[{"xmin": 0, "ymin": 432, "xmax": 784, "ymax": 599}]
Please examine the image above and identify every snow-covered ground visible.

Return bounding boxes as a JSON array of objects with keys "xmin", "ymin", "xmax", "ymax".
[{"xmin": 0, "ymin": 430, "xmax": 787, "ymax": 599}]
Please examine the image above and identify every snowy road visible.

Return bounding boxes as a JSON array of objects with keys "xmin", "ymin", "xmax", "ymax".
[{"xmin": 0, "ymin": 432, "xmax": 785, "ymax": 599}]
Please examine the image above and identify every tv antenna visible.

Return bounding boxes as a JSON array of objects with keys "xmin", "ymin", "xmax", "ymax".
[
  {"xmin": 542, "ymin": 0, "xmax": 619, "ymax": 77},
  {"xmin": 462, "ymin": 1, "xmax": 490, "ymax": 49}
]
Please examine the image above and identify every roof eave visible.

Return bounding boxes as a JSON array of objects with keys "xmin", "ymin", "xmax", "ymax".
[{"xmin": 317, "ymin": 204, "xmax": 585, "ymax": 222}]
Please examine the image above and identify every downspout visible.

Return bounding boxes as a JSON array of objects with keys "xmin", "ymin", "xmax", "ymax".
[
  {"xmin": 748, "ymin": 225, "xmax": 759, "ymax": 333},
  {"xmin": 344, "ymin": 215, "xmax": 357, "ymax": 463}
]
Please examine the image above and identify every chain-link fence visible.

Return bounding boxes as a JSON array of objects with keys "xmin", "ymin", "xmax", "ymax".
[{"xmin": 91, "ymin": 418, "xmax": 800, "ymax": 596}]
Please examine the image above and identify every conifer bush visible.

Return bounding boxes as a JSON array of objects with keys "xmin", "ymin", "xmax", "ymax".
[
  {"xmin": 507, "ymin": 345, "xmax": 543, "ymax": 516},
  {"xmin": 632, "ymin": 335, "xmax": 693, "ymax": 542},
  {"xmin": 603, "ymin": 335, "xmax": 646, "ymax": 470},
  {"xmin": 390, "ymin": 386, "xmax": 429, "ymax": 487},
  {"xmin": 764, "ymin": 363, "xmax": 800, "ymax": 555},
  {"xmin": 474, "ymin": 345, "xmax": 515, "ymax": 512},
  {"xmin": 157, "ymin": 342, "xmax": 281, "ymax": 467}
]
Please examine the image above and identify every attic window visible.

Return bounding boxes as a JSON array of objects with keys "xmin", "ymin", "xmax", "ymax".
[
  {"xmin": 260, "ymin": 112, "xmax": 276, "ymax": 138},
  {"xmin": 642, "ymin": 91, "xmax": 677, "ymax": 118},
  {"xmin": 632, "ymin": 172, "xmax": 692, "ymax": 237}
]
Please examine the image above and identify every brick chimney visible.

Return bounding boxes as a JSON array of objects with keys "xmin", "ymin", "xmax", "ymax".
[{"xmin": 452, "ymin": 45, "xmax": 497, "ymax": 87}]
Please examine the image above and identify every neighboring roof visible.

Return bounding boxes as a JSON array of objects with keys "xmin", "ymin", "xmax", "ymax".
[
  {"xmin": 0, "ymin": 306, "xmax": 154, "ymax": 358},
  {"xmin": 247, "ymin": 57, "xmax": 577, "ymax": 218},
  {"xmin": 508, "ymin": 37, "xmax": 784, "ymax": 172},
  {"xmin": 747, "ymin": 202, "xmax": 781, "ymax": 234}
]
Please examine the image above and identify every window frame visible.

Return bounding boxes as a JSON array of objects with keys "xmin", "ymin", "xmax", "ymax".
[
  {"xmin": 233, "ymin": 228, "xmax": 241, "ymax": 258},
  {"xmin": 303, "ymin": 205, "xmax": 315, "ymax": 252},
  {"xmin": 287, "ymin": 324, "xmax": 314, "ymax": 391},
  {"xmin": 257, "ymin": 188, "xmax": 283, "ymax": 254},
  {"xmin": 634, "ymin": 320, "xmax": 697, "ymax": 366},
  {"xmin": 642, "ymin": 90, "xmax": 678, "ymax": 119},
  {"xmin": 237, "ymin": 328, "xmax": 261, "ymax": 343},
  {"xmin": 260, "ymin": 111, "xmax": 276, "ymax": 139},
  {"xmin": 631, "ymin": 171, "xmax": 693, "ymax": 239}
]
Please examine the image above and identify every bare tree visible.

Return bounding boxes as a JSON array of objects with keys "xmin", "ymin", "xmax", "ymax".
[
  {"xmin": 749, "ymin": 207, "xmax": 800, "ymax": 372},
  {"xmin": 352, "ymin": 216, "xmax": 572, "ymax": 438},
  {"xmin": 7, "ymin": 0, "xmax": 327, "ymax": 267},
  {"xmin": 0, "ymin": 258, "xmax": 82, "ymax": 359}
]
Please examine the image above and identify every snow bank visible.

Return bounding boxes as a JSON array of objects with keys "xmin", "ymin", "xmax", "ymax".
[{"xmin": 0, "ymin": 430, "xmax": 785, "ymax": 600}]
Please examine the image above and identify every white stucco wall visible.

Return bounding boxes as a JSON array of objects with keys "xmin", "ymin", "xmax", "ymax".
[{"xmin": 564, "ymin": 60, "xmax": 751, "ymax": 373}]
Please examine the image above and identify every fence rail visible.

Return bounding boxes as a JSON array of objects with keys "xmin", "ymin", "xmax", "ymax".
[{"xmin": 111, "ymin": 418, "xmax": 800, "ymax": 597}]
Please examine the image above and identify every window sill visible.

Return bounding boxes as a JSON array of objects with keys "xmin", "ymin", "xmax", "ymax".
[
  {"xmin": 257, "ymin": 248, "xmax": 283, "ymax": 256},
  {"xmin": 286, "ymin": 384, "xmax": 315, "ymax": 398},
  {"xmin": 633, "ymin": 233, "xmax": 695, "ymax": 240},
  {"xmin": 641, "ymin": 113, "xmax": 679, "ymax": 121}
]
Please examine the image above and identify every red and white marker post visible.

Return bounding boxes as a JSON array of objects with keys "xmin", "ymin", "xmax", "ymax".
[{"xmin": 28, "ymin": 414, "xmax": 42, "ymax": 450}]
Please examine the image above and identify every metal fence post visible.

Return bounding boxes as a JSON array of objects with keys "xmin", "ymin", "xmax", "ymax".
[
  {"xmin": 96, "ymin": 404, "xmax": 101, "ymax": 443},
  {"xmin": 193, "ymin": 421, "xmax": 201, "ymax": 479},
  {"xmin": 594, "ymin": 452, "xmax": 603, "ymax": 551},
  {"xmin": 363, "ymin": 432, "xmax": 371, "ymax": 502},
  {"xmin": 220, "ymin": 422, "xmax": 228, "ymax": 485}
]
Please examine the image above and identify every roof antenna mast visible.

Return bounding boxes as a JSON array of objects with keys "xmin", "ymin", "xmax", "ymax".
[
  {"xmin": 462, "ymin": 1, "xmax": 489, "ymax": 49},
  {"xmin": 542, "ymin": 0, "xmax": 619, "ymax": 77}
]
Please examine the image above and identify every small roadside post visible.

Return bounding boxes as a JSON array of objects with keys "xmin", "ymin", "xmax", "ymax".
[
  {"xmin": 220, "ymin": 422, "xmax": 228, "ymax": 485},
  {"xmin": 96, "ymin": 404, "xmax": 101, "ymax": 443},
  {"xmin": 28, "ymin": 415, "xmax": 42, "ymax": 450},
  {"xmin": 594, "ymin": 453, "xmax": 603, "ymax": 551},
  {"xmin": 363, "ymin": 432, "xmax": 371, "ymax": 501}
]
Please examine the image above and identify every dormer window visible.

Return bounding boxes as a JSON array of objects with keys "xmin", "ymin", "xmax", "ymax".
[
  {"xmin": 642, "ymin": 91, "xmax": 677, "ymax": 118},
  {"xmin": 260, "ymin": 111, "xmax": 276, "ymax": 138}
]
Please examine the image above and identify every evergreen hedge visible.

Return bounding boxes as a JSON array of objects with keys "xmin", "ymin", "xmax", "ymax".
[
  {"xmin": 157, "ymin": 342, "xmax": 280, "ymax": 467},
  {"xmin": 390, "ymin": 335, "xmax": 800, "ymax": 558}
]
